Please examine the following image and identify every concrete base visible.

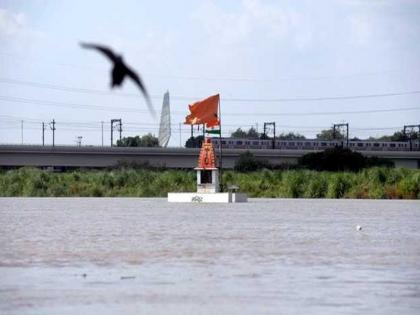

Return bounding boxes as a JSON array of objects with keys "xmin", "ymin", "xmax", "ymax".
[{"xmin": 168, "ymin": 192, "xmax": 247, "ymax": 203}]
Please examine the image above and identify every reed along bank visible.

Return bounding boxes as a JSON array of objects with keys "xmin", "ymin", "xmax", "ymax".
[{"xmin": 0, "ymin": 167, "xmax": 419, "ymax": 199}]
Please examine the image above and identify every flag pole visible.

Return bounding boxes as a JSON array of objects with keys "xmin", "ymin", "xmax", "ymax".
[{"xmin": 218, "ymin": 95, "xmax": 223, "ymax": 192}]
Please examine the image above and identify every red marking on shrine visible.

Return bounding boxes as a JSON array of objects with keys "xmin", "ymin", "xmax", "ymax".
[{"xmin": 197, "ymin": 138, "xmax": 217, "ymax": 169}]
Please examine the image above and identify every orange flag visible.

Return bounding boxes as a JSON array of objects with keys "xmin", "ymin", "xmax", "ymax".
[{"xmin": 184, "ymin": 94, "xmax": 220, "ymax": 128}]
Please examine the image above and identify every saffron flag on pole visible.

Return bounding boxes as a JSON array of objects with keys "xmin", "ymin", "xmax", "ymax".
[{"xmin": 184, "ymin": 94, "xmax": 220, "ymax": 128}]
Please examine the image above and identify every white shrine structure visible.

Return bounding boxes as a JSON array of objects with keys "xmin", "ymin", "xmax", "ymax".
[{"xmin": 168, "ymin": 138, "xmax": 247, "ymax": 203}]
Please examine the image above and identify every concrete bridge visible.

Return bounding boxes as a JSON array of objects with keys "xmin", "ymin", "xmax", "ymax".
[{"xmin": 0, "ymin": 145, "xmax": 419, "ymax": 169}]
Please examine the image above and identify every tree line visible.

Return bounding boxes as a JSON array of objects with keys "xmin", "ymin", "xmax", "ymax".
[
  {"xmin": 114, "ymin": 127, "xmax": 416, "ymax": 148},
  {"xmin": 228, "ymin": 127, "xmax": 414, "ymax": 141}
]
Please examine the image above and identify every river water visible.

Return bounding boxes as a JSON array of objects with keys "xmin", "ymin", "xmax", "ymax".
[{"xmin": 0, "ymin": 198, "xmax": 419, "ymax": 314}]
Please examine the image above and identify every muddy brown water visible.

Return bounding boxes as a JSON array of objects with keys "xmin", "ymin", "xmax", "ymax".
[{"xmin": 1, "ymin": 198, "xmax": 419, "ymax": 314}]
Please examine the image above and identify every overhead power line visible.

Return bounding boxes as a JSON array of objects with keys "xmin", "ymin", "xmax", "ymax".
[
  {"xmin": 0, "ymin": 115, "xmax": 255, "ymax": 129},
  {"xmin": 242, "ymin": 107, "xmax": 420, "ymax": 116},
  {"xmin": 1, "ymin": 77, "xmax": 420, "ymax": 102},
  {"xmin": 0, "ymin": 95, "xmax": 146, "ymax": 113},
  {"xmin": 0, "ymin": 115, "xmax": 405, "ymax": 132},
  {"xmin": 223, "ymin": 91, "xmax": 420, "ymax": 103},
  {"xmin": 0, "ymin": 122, "xmax": 403, "ymax": 132},
  {"xmin": 1, "ymin": 94, "xmax": 419, "ymax": 116},
  {"xmin": 0, "ymin": 52, "xmax": 410, "ymax": 82}
]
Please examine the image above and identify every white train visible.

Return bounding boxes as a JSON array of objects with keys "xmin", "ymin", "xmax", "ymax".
[{"xmin": 210, "ymin": 138, "xmax": 419, "ymax": 151}]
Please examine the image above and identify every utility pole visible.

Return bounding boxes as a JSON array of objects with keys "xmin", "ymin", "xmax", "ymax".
[
  {"xmin": 50, "ymin": 119, "xmax": 56, "ymax": 147},
  {"xmin": 42, "ymin": 122, "xmax": 46, "ymax": 146},
  {"xmin": 273, "ymin": 123, "xmax": 276, "ymax": 149},
  {"xmin": 333, "ymin": 123, "xmax": 349, "ymax": 147},
  {"xmin": 110, "ymin": 120, "xmax": 113, "ymax": 146},
  {"xmin": 101, "ymin": 121, "xmax": 104, "ymax": 147},
  {"xmin": 110, "ymin": 119, "xmax": 122, "ymax": 146},
  {"xmin": 403, "ymin": 124, "xmax": 420, "ymax": 151},
  {"xmin": 76, "ymin": 136, "xmax": 82, "ymax": 147},
  {"xmin": 21, "ymin": 120, "xmax": 23, "ymax": 144},
  {"xmin": 263, "ymin": 122, "xmax": 276, "ymax": 149},
  {"xmin": 179, "ymin": 123, "xmax": 182, "ymax": 147},
  {"xmin": 118, "ymin": 120, "xmax": 122, "ymax": 142}
]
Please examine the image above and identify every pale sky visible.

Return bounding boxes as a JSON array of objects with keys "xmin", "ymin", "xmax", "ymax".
[{"xmin": 0, "ymin": 0, "xmax": 419, "ymax": 146}]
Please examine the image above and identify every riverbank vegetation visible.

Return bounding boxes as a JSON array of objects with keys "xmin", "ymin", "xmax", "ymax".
[
  {"xmin": 233, "ymin": 148, "xmax": 393, "ymax": 173},
  {"xmin": 0, "ymin": 167, "xmax": 418, "ymax": 199}
]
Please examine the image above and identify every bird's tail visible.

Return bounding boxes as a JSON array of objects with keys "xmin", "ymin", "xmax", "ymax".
[{"xmin": 145, "ymin": 94, "xmax": 157, "ymax": 120}]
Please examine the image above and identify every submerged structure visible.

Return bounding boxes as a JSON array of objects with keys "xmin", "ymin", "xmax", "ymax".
[
  {"xmin": 168, "ymin": 138, "xmax": 247, "ymax": 203},
  {"xmin": 195, "ymin": 138, "xmax": 220, "ymax": 194}
]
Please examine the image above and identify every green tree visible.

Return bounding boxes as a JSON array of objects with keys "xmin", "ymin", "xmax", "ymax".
[
  {"xmin": 230, "ymin": 127, "xmax": 260, "ymax": 139},
  {"xmin": 234, "ymin": 151, "xmax": 271, "ymax": 172},
  {"xmin": 298, "ymin": 147, "xmax": 394, "ymax": 171},
  {"xmin": 117, "ymin": 136, "xmax": 141, "ymax": 147},
  {"xmin": 117, "ymin": 133, "xmax": 159, "ymax": 147},
  {"xmin": 369, "ymin": 130, "xmax": 412, "ymax": 142},
  {"xmin": 277, "ymin": 132, "xmax": 306, "ymax": 140},
  {"xmin": 231, "ymin": 128, "xmax": 248, "ymax": 138},
  {"xmin": 185, "ymin": 135, "xmax": 204, "ymax": 148},
  {"xmin": 316, "ymin": 128, "xmax": 345, "ymax": 140},
  {"xmin": 246, "ymin": 127, "xmax": 259, "ymax": 139},
  {"xmin": 298, "ymin": 147, "xmax": 366, "ymax": 171},
  {"xmin": 140, "ymin": 133, "xmax": 160, "ymax": 147}
]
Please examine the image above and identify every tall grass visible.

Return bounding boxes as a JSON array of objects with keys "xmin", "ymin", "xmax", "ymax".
[{"xmin": 0, "ymin": 167, "xmax": 419, "ymax": 199}]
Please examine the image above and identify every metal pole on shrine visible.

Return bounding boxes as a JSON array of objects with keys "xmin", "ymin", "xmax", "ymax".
[{"xmin": 218, "ymin": 95, "xmax": 223, "ymax": 192}]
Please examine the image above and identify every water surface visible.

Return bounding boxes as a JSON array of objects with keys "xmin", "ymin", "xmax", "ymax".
[{"xmin": 1, "ymin": 198, "xmax": 419, "ymax": 314}]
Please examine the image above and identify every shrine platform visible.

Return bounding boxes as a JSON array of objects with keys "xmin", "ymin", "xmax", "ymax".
[{"xmin": 168, "ymin": 192, "xmax": 247, "ymax": 203}]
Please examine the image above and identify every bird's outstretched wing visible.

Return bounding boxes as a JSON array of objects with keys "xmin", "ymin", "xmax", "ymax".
[
  {"xmin": 80, "ymin": 42, "xmax": 119, "ymax": 63},
  {"xmin": 126, "ymin": 67, "xmax": 157, "ymax": 119}
]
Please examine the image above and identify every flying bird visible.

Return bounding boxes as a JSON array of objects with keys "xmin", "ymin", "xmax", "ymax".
[{"xmin": 80, "ymin": 42, "xmax": 157, "ymax": 119}]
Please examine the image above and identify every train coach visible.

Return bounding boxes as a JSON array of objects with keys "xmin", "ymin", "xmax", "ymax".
[{"xmin": 210, "ymin": 138, "xmax": 419, "ymax": 151}]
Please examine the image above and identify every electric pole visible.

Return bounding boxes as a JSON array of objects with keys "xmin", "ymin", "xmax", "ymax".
[
  {"xmin": 101, "ymin": 121, "xmax": 104, "ymax": 147},
  {"xmin": 111, "ymin": 120, "xmax": 113, "ymax": 146},
  {"xmin": 179, "ymin": 123, "xmax": 182, "ymax": 147},
  {"xmin": 118, "ymin": 120, "xmax": 122, "ymax": 142},
  {"xmin": 50, "ymin": 119, "xmax": 56, "ymax": 147},
  {"xmin": 21, "ymin": 120, "xmax": 23, "ymax": 144},
  {"xmin": 76, "ymin": 136, "xmax": 82, "ymax": 147},
  {"xmin": 263, "ymin": 122, "xmax": 276, "ymax": 149},
  {"xmin": 333, "ymin": 123, "xmax": 349, "ymax": 147},
  {"xmin": 111, "ymin": 119, "xmax": 122, "ymax": 146},
  {"xmin": 42, "ymin": 122, "xmax": 46, "ymax": 146},
  {"xmin": 403, "ymin": 124, "xmax": 420, "ymax": 151}
]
